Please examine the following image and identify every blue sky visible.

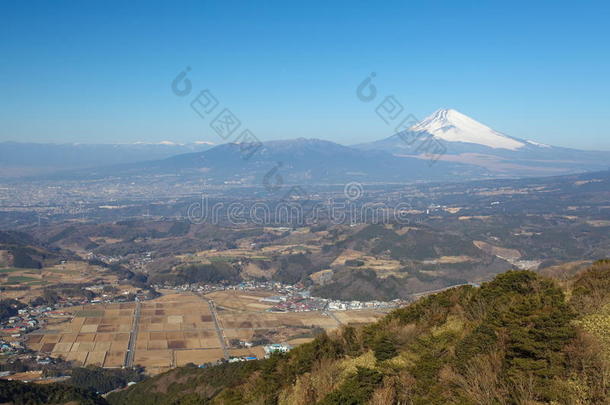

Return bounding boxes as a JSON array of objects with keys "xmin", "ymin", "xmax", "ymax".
[{"xmin": 1, "ymin": 0, "xmax": 609, "ymax": 150}]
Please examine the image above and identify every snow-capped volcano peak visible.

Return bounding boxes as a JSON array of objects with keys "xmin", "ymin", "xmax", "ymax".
[{"xmin": 410, "ymin": 108, "xmax": 525, "ymax": 150}]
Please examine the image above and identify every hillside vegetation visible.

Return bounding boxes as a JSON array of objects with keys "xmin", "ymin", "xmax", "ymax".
[
  {"xmin": 105, "ymin": 260, "xmax": 610, "ymax": 405},
  {"xmin": 0, "ymin": 379, "xmax": 108, "ymax": 405}
]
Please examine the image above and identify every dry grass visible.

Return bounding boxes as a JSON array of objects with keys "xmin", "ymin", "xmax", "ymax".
[
  {"xmin": 174, "ymin": 349, "xmax": 224, "ymax": 366},
  {"xmin": 205, "ymin": 290, "xmax": 276, "ymax": 312},
  {"xmin": 331, "ymin": 310, "xmax": 388, "ymax": 325}
]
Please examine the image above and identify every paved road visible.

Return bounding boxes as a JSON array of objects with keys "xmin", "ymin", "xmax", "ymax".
[
  {"xmin": 325, "ymin": 311, "xmax": 343, "ymax": 326},
  {"xmin": 206, "ymin": 299, "xmax": 229, "ymax": 359},
  {"xmin": 125, "ymin": 300, "xmax": 141, "ymax": 368}
]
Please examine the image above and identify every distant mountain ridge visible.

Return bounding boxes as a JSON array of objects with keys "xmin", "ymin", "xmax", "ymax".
[
  {"xmin": 0, "ymin": 141, "xmax": 214, "ymax": 177},
  {"xmin": 3, "ymin": 109, "xmax": 609, "ymax": 183},
  {"xmin": 67, "ymin": 138, "xmax": 477, "ymax": 184}
]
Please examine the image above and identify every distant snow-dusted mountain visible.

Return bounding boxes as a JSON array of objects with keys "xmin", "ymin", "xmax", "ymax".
[
  {"xmin": 410, "ymin": 108, "xmax": 525, "ymax": 150},
  {"xmin": 354, "ymin": 108, "xmax": 610, "ymax": 176}
]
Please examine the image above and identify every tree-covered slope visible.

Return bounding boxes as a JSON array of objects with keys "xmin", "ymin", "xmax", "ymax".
[{"xmin": 0, "ymin": 379, "xmax": 108, "ymax": 405}]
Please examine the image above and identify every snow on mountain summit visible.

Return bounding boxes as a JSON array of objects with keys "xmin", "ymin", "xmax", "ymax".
[
  {"xmin": 410, "ymin": 108, "xmax": 525, "ymax": 150},
  {"xmin": 526, "ymin": 140, "xmax": 550, "ymax": 148}
]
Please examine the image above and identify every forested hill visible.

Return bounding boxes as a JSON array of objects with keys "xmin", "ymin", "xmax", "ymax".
[
  {"xmin": 105, "ymin": 260, "xmax": 610, "ymax": 405},
  {"xmin": 0, "ymin": 379, "xmax": 108, "ymax": 405}
]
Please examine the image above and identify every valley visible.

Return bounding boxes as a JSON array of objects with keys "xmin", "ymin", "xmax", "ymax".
[{"xmin": 0, "ymin": 167, "xmax": 608, "ymax": 400}]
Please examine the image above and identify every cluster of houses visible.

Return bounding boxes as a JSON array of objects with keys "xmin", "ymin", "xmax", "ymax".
[
  {"xmin": 325, "ymin": 299, "xmax": 404, "ymax": 311},
  {"xmin": 0, "ymin": 306, "xmax": 60, "ymax": 356},
  {"xmin": 157, "ymin": 280, "xmax": 406, "ymax": 313},
  {"xmin": 264, "ymin": 293, "xmax": 406, "ymax": 313},
  {"xmin": 0, "ymin": 304, "xmax": 62, "ymax": 339},
  {"xmin": 153, "ymin": 280, "xmax": 306, "ymax": 295},
  {"xmin": 0, "ymin": 338, "xmax": 24, "ymax": 354}
]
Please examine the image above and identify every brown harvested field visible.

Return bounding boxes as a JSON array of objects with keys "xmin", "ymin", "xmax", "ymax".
[
  {"xmin": 125, "ymin": 296, "xmax": 199, "ymax": 369},
  {"xmin": 40, "ymin": 343, "xmax": 56, "ymax": 353},
  {"xmin": 228, "ymin": 347, "xmax": 265, "ymax": 358},
  {"xmin": 134, "ymin": 350, "xmax": 173, "ymax": 368},
  {"xmin": 26, "ymin": 334, "xmax": 43, "ymax": 344},
  {"xmin": 218, "ymin": 311, "xmax": 339, "ymax": 330},
  {"xmin": 207, "ymin": 291, "xmax": 387, "ymax": 350},
  {"xmin": 205, "ymin": 290, "xmax": 276, "ymax": 311},
  {"xmin": 77, "ymin": 342, "xmax": 95, "ymax": 352},
  {"xmin": 42, "ymin": 261, "xmax": 118, "ymax": 285},
  {"xmin": 93, "ymin": 333, "xmax": 113, "ymax": 342},
  {"xmin": 85, "ymin": 351, "xmax": 106, "ymax": 366},
  {"xmin": 0, "ymin": 262, "xmax": 119, "ymax": 302},
  {"xmin": 80, "ymin": 324, "xmax": 98, "ymax": 333},
  {"xmin": 53, "ymin": 342, "xmax": 73, "ymax": 352},
  {"xmin": 25, "ymin": 302, "xmax": 134, "ymax": 367},
  {"xmin": 64, "ymin": 352, "xmax": 88, "ymax": 364},
  {"xmin": 174, "ymin": 349, "xmax": 224, "ymax": 366},
  {"xmin": 110, "ymin": 341, "xmax": 128, "ymax": 351},
  {"xmin": 41, "ymin": 334, "xmax": 61, "ymax": 343},
  {"xmin": 146, "ymin": 340, "xmax": 168, "ymax": 350},
  {"xmin": 122, "ymin": 293, "xmax": 222, "ymax": 371},
  {"xmin": 223, "ymin": 328, "xmax": 256, "ymax": 340},
  {"xmin": 277, "ymin": 312, "xmax": 339, "ymax": 328},
  {"xmin": 60, "ymin": 333, "xmax": 78, "ymax": 343},
  {"xmin": 138, "ymin": 294, "xmax": 215, "ymax": 337},
  {"xmin": 167, "ymin": 340, "xmax": 186, "ymax": 349},
  {"xmin": 209, "ymin": 291, "xmax": 345, "ymax": 348},
  {"xmin": 217, "ymin": 313, "xmax": 279, "ymax": 329},
  {"xmin": 330, "ymin": 250, "xmax": 404, "ymax": 279},
  {"xmin": 104, "ymin": 351, "xmax": 126, "ymax": 368},
  {"xmin": 93, "ymin": 341, "xmax": 112, "ymax": 351},
  {"xmin": 287, "ymin": 337, "xmax": 315, "ymax": 346},
  {"xmin": 76, "ymin": 334, "xmax": 96, "ymax": 342}
]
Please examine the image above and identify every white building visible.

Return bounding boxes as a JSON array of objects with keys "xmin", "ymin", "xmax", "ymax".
[{"xmin": 264, "ymin": 343, "xmax": 292, "ymax": 358}]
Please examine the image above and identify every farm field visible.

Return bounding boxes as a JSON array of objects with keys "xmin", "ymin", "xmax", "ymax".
[
  {"xmin": 0, "ymin": 267, "xmax": 46, "ymax": 290},
  {"xmin": 331, "ymin": 310, "xmax": 391, "ymax": 325},
  {"xmin": 228, "ymin": 347, "xmax": 265, "ymax": 359},
  {"xmin": 205, "ymin": 290, "xmax": 277, "ymax": 312},
  {"xmin": 26, "ymin": 293, "xmax": 225, "ymax": 375},
  {"xmin": 330, "ymin": 249, "xmax": 405, "ymax": 279},
  {"xmin": 134, "ymin": 293, "xmax": 223, "ymax": 374},
  {"xmin": 208, "ymin": 289, "xmax": 342, "ymax": 345},
  {"xmin": 26, "ymin": 301, "xmax": 135, "ymax": 369},
  {"xmin": 26, "ymin": 291, "xmax": 387, "ymax": 374},
  {"xmin": 0, "ymin": 261, "xmax": 117, "ymax": 301},
  {"xmin": 208, "ymin": 290, "xmax": 388, "ymax": 350}
]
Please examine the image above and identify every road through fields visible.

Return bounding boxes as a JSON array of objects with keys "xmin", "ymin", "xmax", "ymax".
[
  {"xmin": 125, "ymin": 300, "xmax": 141, "ymax": 367},
  {"xmin": 206, "ymin": 299, "xmax": 229, "ymax": 360}
]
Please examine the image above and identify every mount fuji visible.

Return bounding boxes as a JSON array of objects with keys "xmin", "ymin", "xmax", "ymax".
[
  {"xmin": 354, "ymin": 108, "xmax": 610, "ymax": 177},
  {"xmin": 410, "ymin": 108, "xmax": 525, "ymax": 150}
]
